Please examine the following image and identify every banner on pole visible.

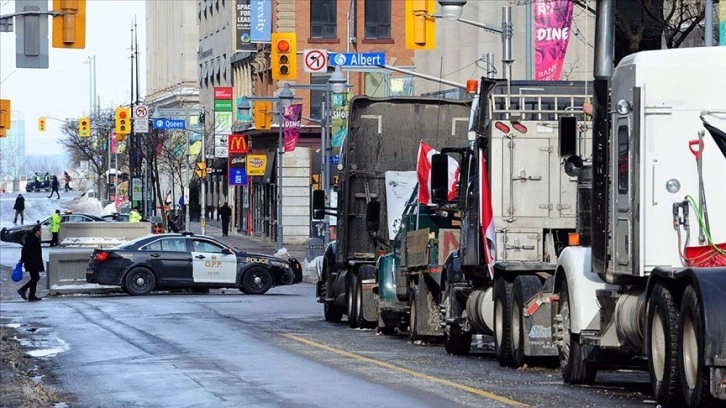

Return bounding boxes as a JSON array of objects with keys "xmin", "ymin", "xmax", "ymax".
[
  {"xmin": 283, "ymin": 104, "xmax": 302, "ymax": 152},
  {"xmin": 534, "ymin": 0, "xmax": 575, "ymax": 81}
]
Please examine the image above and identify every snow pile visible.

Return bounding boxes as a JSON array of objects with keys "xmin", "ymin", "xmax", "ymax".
[{"xmin": 67, "ymin": 194, "xmax": 103, "ymax": 216}]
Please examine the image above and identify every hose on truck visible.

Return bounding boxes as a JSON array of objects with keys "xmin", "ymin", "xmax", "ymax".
[{"xmin": 676, "ymin": 195, "xmax": 726, "ymax": 266}]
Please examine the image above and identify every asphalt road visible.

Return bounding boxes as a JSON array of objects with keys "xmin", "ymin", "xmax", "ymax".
[{"xmin": 0, "ymin": 282, "xmax": 659, "ymax": 408}]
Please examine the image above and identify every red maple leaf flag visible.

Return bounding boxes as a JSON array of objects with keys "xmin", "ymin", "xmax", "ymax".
[
  {"xmin": 416, "ymin": 141, "xmax": 460, "ymax": 205},
  {"xmin": 479, "ymin": 147, "xmax": 496, "ymax": 279}
]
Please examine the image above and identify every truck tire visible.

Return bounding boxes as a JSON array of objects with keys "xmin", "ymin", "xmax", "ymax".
[
  {"xmin": 409, "ymin": 288, "xmax": 420, "ymax": 341},
  {"xmin": 443, "ymin": 285, "xmax": 471, "ymax": 355},
  {"xmin": 647, "ymin": 283, "xmax": 682, "ymax": 406},
  {"xmin": 324, "ymin": 302, "xmax": 343, "ymax": 322},
  {"xmin": 494, "ymin": 277, "xmax": 515, "ymax": 367},
  {"xmin": 347, "ymin": 273, "xmax": 359, "ymax": 328},
  {"xmin": 559, "ymin": 281, "xmax": 597, "ymax": 385},
  {"xmin": 511, "ymin": 275, "xmax": 542, "ymax": 367},
  {"xmin": 678, "ymin": 285, "xmax": 712, "ymax": 407}
]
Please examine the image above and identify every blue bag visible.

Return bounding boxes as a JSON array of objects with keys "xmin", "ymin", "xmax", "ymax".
[{"xmin": 11, "ymin": 262, "xmax": 23, "ymax": 282}]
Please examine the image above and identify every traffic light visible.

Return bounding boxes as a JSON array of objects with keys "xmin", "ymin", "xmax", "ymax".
[
  {"xmin": 78, "ymin": 117, "xmax": 90, "ymax": 137},
  {"xmin": 271, "ymin": 32, "xmax": 297, "ymax": 80},
  {"xmin": 115, "ymin": 107, "xmax": 130, "ymax": 135},
  {"xmin": 254, "ymin": 101, "xmax": 272, "ymax": 130},
  {"xmin": 405, "ymin": 0, "xmax": 436, "ymax": 50},
  {"xmin": 52, "ymin": 0, "xmax": 86, "ymax": 49},
  {"xmin": 0, "ymin": 99, "xmax": 10, "ymax": 131},
  {"xmin": 38, "ymin": 117, "xmax": 47, "ymax": 132}
]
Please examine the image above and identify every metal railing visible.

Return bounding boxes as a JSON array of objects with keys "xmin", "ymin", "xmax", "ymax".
[{"xmin": 492, "ymin": 93, "xmax": 591, "ymax": 122}]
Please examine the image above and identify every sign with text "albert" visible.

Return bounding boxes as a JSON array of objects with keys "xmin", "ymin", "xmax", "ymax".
[
  {"xmin": 153, "ymin": 118, "xmax": 186, "ymax": 130},
  {"xmin": 329, "ymin": 52, "xmax": 385, "ymax": 67}
]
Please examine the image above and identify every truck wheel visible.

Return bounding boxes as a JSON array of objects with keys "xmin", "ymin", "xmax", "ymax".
[
  {"xmin": 647, "ymin": 283, "xmax": 682, "ymax": 406},
  {"xmin": 324, "ymin": 302, "xmax": 342, "ymax": 322},
  {"xmin": 494, "ymin": 277, "xmax": 515, "ymax": 367},
  {"xmin": 559, "ymin": 282, "xmax": 597, "ymax": 384},
  {"xmin": 347, "ymin": 273, "xmax": 359, "ymax": 328},
  {"xmin": 511, "ymin": 275, "xmax": 542, "ymax": 367},
  {"xmin": 443, "ymin": 285, "xmax": 471, "ymax": 355},
  {"xmin": 409, "ymin": 288, "xmax": 420, "ymax": 341},
  {"xmin": 678, "ymin": 285, "xmax": 712, "ymax": 407}
]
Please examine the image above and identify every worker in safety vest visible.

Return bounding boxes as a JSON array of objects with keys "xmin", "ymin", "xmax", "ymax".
[{"xmin": 129, "ymin": 207, "xmax": 142, "ymax": 223}]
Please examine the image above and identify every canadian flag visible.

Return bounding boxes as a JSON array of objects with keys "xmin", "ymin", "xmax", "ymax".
[
  {"xmin": 417, "ymin": 141, "xmax": 460, "ymax": 205},
  {"xmin": 479, "ymin": 147, "xmax": 496, "ymax": 279}
]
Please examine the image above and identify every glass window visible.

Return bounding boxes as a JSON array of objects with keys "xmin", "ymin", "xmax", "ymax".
[
  {"xmin": 193, "ymin": 239, "xmax": 225, "ymax": 253},
  {"xmin": 310, "ymin": 0, "xmax": 337, "ymax": 39},
  {"xmin": 618, "ymin": 124, "xmax": 629, "ymax": 194},
  {"xmin": 310, "ymin": 72, "xmax": 332, "ymax": 120},
  {"xmin": 142, "ymin": 238, "xmax": 187, "ymax": 252},
  {"xmin": 364, "ymin": 0, "xmax": 391, "ymax": 39}
]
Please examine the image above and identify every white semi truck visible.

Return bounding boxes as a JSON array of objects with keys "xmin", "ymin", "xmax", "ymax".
[{"xmin": 430, "ymin": 2, "xmax": 726, "ymax": 405}]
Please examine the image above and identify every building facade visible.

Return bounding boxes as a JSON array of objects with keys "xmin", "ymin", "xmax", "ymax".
[{"xmin": 0, "ymin": 116, "xmax": 27, "ymax": 189}]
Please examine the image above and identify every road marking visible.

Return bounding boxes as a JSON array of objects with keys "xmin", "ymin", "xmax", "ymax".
[{"xmin": 282, "ymin": 334, "xmax": 529, "ymax": 407}]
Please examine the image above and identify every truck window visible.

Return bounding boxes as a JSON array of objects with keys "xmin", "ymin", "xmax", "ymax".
[{"xmin": 617, "ymin": 124, "xmax": 629, "ymax": 194}]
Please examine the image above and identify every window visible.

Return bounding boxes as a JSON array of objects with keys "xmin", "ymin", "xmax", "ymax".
[
  {"xmin": 364, "ymin": 0, "xmax": 391, "ymax": 39},
  {"xmin": 310, "ymin": 0, "xmax": 337, "ymax": 39},
  {"xmin": 310, "ymin": 72, "xmax": 332, "ymax": 120},
  {"xmin": 617, "ymin": 124, "xmax": 629, "ymax": 194},
  {"xmin": 143, "ymin": 238, "xmax": 187, "ymax": 252},
  {"xmin": 193, "ymin": 239, "xmax": 226, "ymax": 253}
]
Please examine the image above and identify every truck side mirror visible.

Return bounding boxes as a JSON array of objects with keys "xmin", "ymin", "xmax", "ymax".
[
  {"xmin": 366, "ymin": 200, "xmax": 381, "ymax": 232},
  {"xmin": 312, "ymin": 190, "xmax": 325, "ymax": 220},
  {"xmin": 430, "ymin": 153, "xmax": 449, "ymax": 204},
  {"xmin": 559, "ymin": 116, "xmax": 577, "ymax": 157}
]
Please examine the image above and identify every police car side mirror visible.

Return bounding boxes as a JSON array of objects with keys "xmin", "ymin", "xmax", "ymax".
[{"xmin": 222, "ymin": 248, "xmax": 233, "ymax": 255}]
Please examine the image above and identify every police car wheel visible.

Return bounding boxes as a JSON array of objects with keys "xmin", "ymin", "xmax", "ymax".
[
  {"xmin": 242, "ymin": 267, "xmax": 272, "ymax": 295},
  {"xmin": 124, "ymin": 267, "xmax": 156, "ymax": 296}
]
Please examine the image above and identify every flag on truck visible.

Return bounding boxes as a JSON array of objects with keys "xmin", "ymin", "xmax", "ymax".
[
  {"xmin": 416, "ymin": 141, "xmax": 460, "ymax": 205},
  {"xmin": 479, "ymin": 147, "xmax": 496, "ymax": 279}
]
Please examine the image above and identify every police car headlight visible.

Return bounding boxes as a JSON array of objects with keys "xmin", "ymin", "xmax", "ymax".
[{"xmin": 270, "ymin": 260, "xmax": 290, "ymax": 269}]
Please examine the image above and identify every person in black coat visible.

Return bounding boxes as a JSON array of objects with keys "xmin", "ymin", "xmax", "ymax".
[
  {"xmin": 13, "ymin": 194, "xmax": 25, "ymax": 224},
  {"xmin": 219, "ymin": 202, "xmax": 232, "ymax": 237},
  {"xmin": 48, "ymin": 175, "xmax": 60, "ymax": 199},
  {"xmin": 18, "ymin": 225, "xmax": 44, "ymax": 301}
]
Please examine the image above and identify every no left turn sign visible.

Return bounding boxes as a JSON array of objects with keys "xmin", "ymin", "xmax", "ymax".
[{"xmin": 304, "ymin": 49, "xmax": 328, "ymax": 73}]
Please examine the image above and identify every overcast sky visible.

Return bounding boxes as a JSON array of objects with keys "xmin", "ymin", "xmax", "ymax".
[{"xmin": 0, "ymin": 0, "xmax": 146, "ymax": 156}]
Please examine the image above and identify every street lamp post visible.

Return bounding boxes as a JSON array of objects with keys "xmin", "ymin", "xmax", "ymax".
[{"xmin": 238, "ymin": 84, "xmax": 295, "ymax": 251}]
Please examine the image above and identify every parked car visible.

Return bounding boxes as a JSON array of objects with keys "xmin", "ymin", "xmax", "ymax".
[
  {"xmin": 86, "ymin": 232, "xmax": 302, "ymax": 295},
  {"xmin": 0, "ymin": 213, "xmax": 107, "ymax": 245}
]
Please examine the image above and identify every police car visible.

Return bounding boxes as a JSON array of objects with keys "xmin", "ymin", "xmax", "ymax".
[{"xmin": 86, "ymin": 232, "xmax": 302, "ymax": 295}]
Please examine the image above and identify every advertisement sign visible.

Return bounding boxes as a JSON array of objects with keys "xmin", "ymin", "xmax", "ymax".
[
  {"xmin": 235, "ymin": 0, "xmax": 255, "ymax": 51},
  {"xmin": 132, "ymin": 178, "xmax": 143, "ymax": 201},
  {"xmin": 110, "ymin": 132, "xmax": 117, "ymax": 154},
  {"xmin": 228, "ymin": 134, "xmax": 249, "ymax": 154},
  {"xmin": 214, "ymin": 99, "xmax": 233, "ymax": 112},
  {"xmin": 214, "ymin": 87, "xmax": 233, "ymax": 99},
  {"xmin": 330, "ymin": 92, "xmax": 351, "ymax": 148},
  {"xmin": 247, "ymin": 154, "xmax": 267, "ymax": 176},
  {"xmin": 229, "ymin": 167, "xmax": 247, "ymax": 186},
  {"xmin": 534, "ymin": 0, "xmax": 575, "ymax": 80},
  {"xmin": 250, "ymin": 0, "xmax": 271, "ymax": 42},
  {"xmin": 283, "ymin": 104, "xmax": 302, "ymax": 152}
]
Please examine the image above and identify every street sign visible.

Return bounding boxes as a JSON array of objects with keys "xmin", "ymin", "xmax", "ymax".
[
  {"xmin": 329, "ymin": 155, "xmax": 340, "ymax": 165},
  {"xmin": 152, "ymin": 118, "xmax": 186, "ymax": 130},
  {"xmin": 329, "ymin": 52, "xmax": 385, "ymax": 67},
  {"xmin": 133, "ymin": 104, "xmax": 148, "ymax": 119},
  {"xmin": 229, "ymin": 167, "xmax": 247, "ymax": 186},
  {"xmin": 304, "ymin": 49, "xmax": 328, "ymax": 73},
  {"xmin": 134, "ymin": 118, "xmax": 149, "ymax": 134},
  {"xmin": 156, "ymin": 108, "xmax": 201, "ymax": 118}
]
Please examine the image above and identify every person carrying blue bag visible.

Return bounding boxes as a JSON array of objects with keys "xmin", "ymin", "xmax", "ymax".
[{"xmin": 17, "ymin": 225, "xmax": 44, "ymax": 301}]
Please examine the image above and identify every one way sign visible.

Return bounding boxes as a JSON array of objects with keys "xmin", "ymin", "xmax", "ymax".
[{"xmin": 303, "ymin": 49, "xmax": 328, "ymax": 73}]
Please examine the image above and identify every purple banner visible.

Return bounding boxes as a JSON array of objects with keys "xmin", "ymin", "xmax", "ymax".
[
  {"xmin": 283, "ymin": 104, "xmax": 302, "ymax": 152},
  {"xmin": 534, "ymin": 0, "xmax": 574, "ymax": 81}
]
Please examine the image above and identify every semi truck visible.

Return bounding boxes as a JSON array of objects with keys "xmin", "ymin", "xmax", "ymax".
[
  {"xmin": 430, "ymin": 2, "xmax": 726, "ymax": 405},
  {"xmin": 314, "ymin": 97, "xmax": 471, "ymax": 327}
]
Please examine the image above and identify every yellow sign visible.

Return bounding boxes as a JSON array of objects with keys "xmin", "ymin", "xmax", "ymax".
[
  {"xmin": 196, "ymin": 162, "xmax": 207, "ymax": 170},
  {"xmin": 405, "ymin": 0, "xmax": 436, "ymax": 50},
  {"xmin": 0, "ymin": 99, "xmax": 10, "ymax": 130},
  {"xmin": 247, "ymin": 154, "xmax": 267, "ymax": 176},
  {"xmin": 254, "ymin": 101, "xmax": 272, "ymax": 130}
]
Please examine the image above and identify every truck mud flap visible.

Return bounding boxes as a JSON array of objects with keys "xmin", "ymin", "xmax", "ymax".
[
  {"xmin": 523, "ymin": 291, "xmax": 559, "ymax": 357},
  {"xmin": 361, "ymin": 279, "xmax": 378, "ymax": 323},
  {"xmin": 379, "ymin": 300, "xmax": 408, "ymax": 330},
  {"xmin": 414, "ymin": 279, "xmax": 444, "ymax": 337}
]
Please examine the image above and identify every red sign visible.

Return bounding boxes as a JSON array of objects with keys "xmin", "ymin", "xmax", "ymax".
[
  {"xmin": 214, "ymin": 87, "xmax": 233, "ymax": 100},
  {"xmin": 228, "ymin": 134, "xmax": 248, "ymax": 154}
]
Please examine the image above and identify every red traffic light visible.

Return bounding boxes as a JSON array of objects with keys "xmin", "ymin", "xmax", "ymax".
[
  {"xmin": 119, "ymin": 111, "xmax": 127, "ymax": 119},
  {"xmin": 276, "ymin": 39, "xmax": 290, "ymax": 52}
]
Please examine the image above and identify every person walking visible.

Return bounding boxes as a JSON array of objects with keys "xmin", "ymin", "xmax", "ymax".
[
  {"xmin": 17, "ymin": 225, "xmax": 44, "ymax": 302},
  {"xmin": 48, "ymin": 175, "xmax": 60, "ymax": 199},
  {"xmin": 219, "ymin": 202, "xmax": 232, "ymax": 237},
  {"xmin": 13, "ymin": 193, "xmax": 25, "ymax": 224},
  {"xmin": 63, "ymin": 171, "xmax": 72, "ymax": 192},
  {"xmin": 49, "ymin": 209, "xmax": 61, "ymax": 247},
  {"xmin": 129, "ymin": 206, "xmax": 142, "ymax": 222}
]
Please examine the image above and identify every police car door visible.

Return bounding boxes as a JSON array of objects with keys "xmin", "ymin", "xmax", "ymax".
[{"xmin": 191, "ymin": 238, "xmax": 237, "ymax": 283}]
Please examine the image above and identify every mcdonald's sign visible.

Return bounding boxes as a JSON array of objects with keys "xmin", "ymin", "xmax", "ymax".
[{"xmin": 228, "ymin": 134, "xmax": 249, "ymax": 154}]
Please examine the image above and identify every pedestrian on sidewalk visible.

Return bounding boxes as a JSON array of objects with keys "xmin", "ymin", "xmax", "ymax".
[
  {"xmin": 48, "ymin": 175, "xmax": 60, "ymax": 199},
  {"xmin": 17, "ymin": 225, "xmax": 44, "ymax": 301},
  {"xmin": 13, "ymin": 193, "xmax": 25, "ymax": 224},
  {"xmin": 63, "ymin": 171, "xmax": 72, "ymax": 192},
  {"xmin": 219, "ymin": 202, "xmax": 232, "ymax": 237},
  {"xmin": 49, "ymin": 209, "xmax": 61, "ymax": 247}
]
